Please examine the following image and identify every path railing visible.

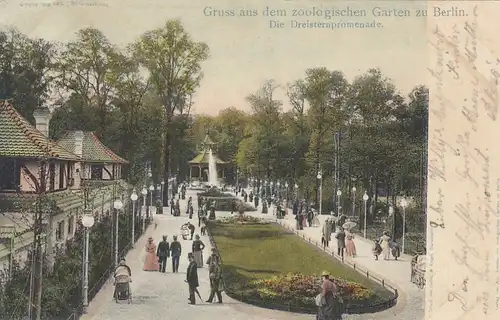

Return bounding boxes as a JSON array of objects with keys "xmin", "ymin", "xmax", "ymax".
[{"xmin": 206, "ymin": 218, "xmax": 398, "ymax": 314}]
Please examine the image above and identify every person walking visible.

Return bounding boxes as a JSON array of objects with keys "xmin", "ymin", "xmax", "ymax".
[
  {"xmin": 156, "ymin": 236, "xmax": 170, "ymax": 273},
  {"xmin": 345, "ymin": 230, "xmax": 356, "ymax": 257},
  {"xmin": 206, "ymin": 257, "xmax": 223, "ymax": 303},
  {"xmin": 316, "ymin": 271, "xmax": 344, "ymax": 320},
  {"xmin": 335, "ymin": 228, "xmax": 346, "ymax": 259},
  {"xmin": 143, "ymin": 237, "xmax": 159, "ymax": 271},
  {"xmin": 186, "ymin": 253, "xmax": 199, "ymax": 305},
  {"xmin": 380, "ymin": 231, "xmax": 391, "ymax": 260},
  {"xmin": 192, "ymin": 235, "xmax": 206, "ymax": 267},
  {"xmin": 170, "ymin": 235, "xmax": 182, "ymax": 273},
  {"xmin": 322, "ymin": 218, "xmax": 332, "ymax": 248},
  {"xmin": 187, "ymin": 222, "xmax": 195, "ymax": 240}
]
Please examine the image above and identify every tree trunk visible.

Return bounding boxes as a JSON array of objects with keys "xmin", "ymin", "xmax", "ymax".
[{"xmin": 162, "ymin": 113, "xmax": 172, "ymax": 206}]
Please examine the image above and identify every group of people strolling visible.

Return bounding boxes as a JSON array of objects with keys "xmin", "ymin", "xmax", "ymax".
[
  {"xmin": 321, "ymin": 217, "xmax": 357, "ymax": 259},
  {"xmin": 142, "ymin": 232, "xmax": 224, "ymax": 305},
  {"xmin": 186, "ymin": 247, "xmax": 224, "ymax": 305}
]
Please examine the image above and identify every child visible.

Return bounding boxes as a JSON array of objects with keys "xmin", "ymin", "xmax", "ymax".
[
  {"xmin": 373, "ymin": 240, "xmax": 382, "ymax": 260},
  {"xmin": 391, "ymin": 241, "xmax": 401, "ymax": 260}
]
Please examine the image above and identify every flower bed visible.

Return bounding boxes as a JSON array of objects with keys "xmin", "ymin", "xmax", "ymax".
[
  {"xmin": 250, "ymin": 272, "xmax": 374, "ymax": 308},
  {"xmin": 216, "ymin": 215, "xmax": 266, "ymax": 224}
]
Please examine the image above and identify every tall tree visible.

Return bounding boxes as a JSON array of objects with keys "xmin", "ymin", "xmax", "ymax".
[
  {"xmin": 53, "ymin": 27, "xmax": 128, "ymax": 137},
  {"xmin": 131, "ymin": 19, "xmax": 210, "ymax": 205},
  {"xmin": 0, "ymin": 28, "xmax": 56, "ymax": 122}
]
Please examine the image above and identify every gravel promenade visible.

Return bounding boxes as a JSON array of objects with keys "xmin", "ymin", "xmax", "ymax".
[{"xmin": 81, "ymin": 189, "xmax": 424, "ymax": 320}]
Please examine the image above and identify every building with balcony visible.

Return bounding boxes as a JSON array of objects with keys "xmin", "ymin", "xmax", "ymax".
[{"xmin": 0, "ymin": 100, "xmax": 130, "ymax": 274}]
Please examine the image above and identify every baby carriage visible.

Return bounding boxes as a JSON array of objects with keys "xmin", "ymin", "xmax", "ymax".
[
  {"xmin": 114, "ymin": 275, "xmax": 132, "ymax": 303},
  {"xmin": 180, "ymin": 224, "xmax": 190, "ymax": 240}
]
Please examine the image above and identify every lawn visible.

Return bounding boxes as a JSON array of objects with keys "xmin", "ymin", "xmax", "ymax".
[{"xmin": 210, "ymin": 220, "xmax": 395, "ymax": 313}]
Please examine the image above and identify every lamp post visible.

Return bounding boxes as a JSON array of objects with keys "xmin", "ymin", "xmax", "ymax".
[
  {"xmin": 336, "ymin": 189, "xmax": 342, "ymax": 216},
  {"xmin": 294, "ymin": 183, "xmax": 298, "ymax": 200},
  {"xmin": 130, "ymin": 189, "xmax": 138, "ymax": 247},
  {"xmin": 81, "ymin": 212, "xmax": 94, "ymax": 314},
  {"xmin": 285, "ymin": 182, "xmax": 289, "ymax": 201},
  {"xmin": 388, "ymin": 205, "xmax": 394, "ymax": 223},
  {"xmin": 141, "ymin": 187, "xmax": 147, "ymax": 232},
  {"xmin": 113, "ymin": 199, "xmax": 123, "ymax": 267},
  {"xmin": 400, "ymin": 197, "xmax": 408, "ymax": 254},
  {"xmin": 352, "ymin": 187, "xmax": 356, "ymax": 218},
  {"xmin": 161, "ymin": 180, "xmax": 165, "ymax": 206},
  {"xmin": 317, "ymin": 172, "xmax": 322, "ymax": 215},
  {"xmin": 149, "ymin": 185, "xmax": 154, "ymax": 221},
  {"xmin": 362, "ymin": 191, "xmax": 369, "ymax": 238}
]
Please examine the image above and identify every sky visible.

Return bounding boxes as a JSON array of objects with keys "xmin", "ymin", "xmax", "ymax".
[{"xmin": 0, "ymin": 0, "xmax": 426, "ymax": 116}]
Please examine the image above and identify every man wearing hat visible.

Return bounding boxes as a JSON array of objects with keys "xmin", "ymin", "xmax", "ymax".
[
  {"xmin": 170, "ymin": 235, "xmax": 182, "ymax": 273},
  {"xmin": 156, "ymin": 235, "xmax": 170, "ymax": 273},
  {"xmin": 206, "ymin": 247, "xmax": 220, "ymax": 266},
  {"xmin": 186, "ymin": 253, "xmax": 199, "ymax": 304}
]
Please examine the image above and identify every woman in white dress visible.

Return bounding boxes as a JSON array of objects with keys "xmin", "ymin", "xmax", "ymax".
[{"xmin": 379, "ymin": 231, "xmax": 391, "ymax": 260}]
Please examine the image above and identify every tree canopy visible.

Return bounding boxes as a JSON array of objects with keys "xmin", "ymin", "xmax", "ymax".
[{"xmin": 0, "ymin": 21, "xmax": 427, "ymax": 231}]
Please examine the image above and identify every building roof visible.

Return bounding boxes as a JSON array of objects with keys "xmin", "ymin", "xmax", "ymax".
[
  {"xmin": 0, "ymin": 101, "xmax": 80, "ymax": 160},
  {"xmin": 188, "ymin": 150, "xmax": 226, "ymax": 164},
  {"xmin": 56, "ymin": 131, "xmax": 128, "ymax": 164}
]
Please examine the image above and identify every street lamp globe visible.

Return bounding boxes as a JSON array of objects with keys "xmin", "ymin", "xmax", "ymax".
[
  {"xmin": 285, "ymin": 182, "xmax": 288, "ymax": 188},
  {"xmin": 141, "ymin": 187, "xmax": 147, "ymax": 196},
  {"xmin": 337, "ymin": 189, "xmax": 342, "ymax": 196},
  {"xmin": 352, "ymin": 187, "xmax": 356, "ymax": 193},
  {"xmin": 362, "ymin": 192, "xmax": 368, "ymax": 201},
  {"xmin": 317, "ymin": 172, "xmax": 322, "ymax": 179},
  {"xmin": 113, "ymin": 199, "xmax": 123, "ymax": 210},
  {"xmin": 400, "ymin": 198, "xmax": 408, "ymax": 208},
  {"xmin": 130, "ymin": 189, "xmax": 138, "ymax": 201},
  {"xmin": 294, "ymin": 183, "xmax": 298, "ymax": 189},
  {"xmin": 81, "ymin": 214, "xmax": 95, "ymax": 228},
  {"xmin": 149, "ymin": 185, "xmax": 154, "ymax": 191},
  {"xmin": 389, "ymin": 206, "xmax": 394, "ymax": 214}
]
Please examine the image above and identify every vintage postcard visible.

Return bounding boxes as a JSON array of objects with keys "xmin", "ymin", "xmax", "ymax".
[
  {"xmin": 426, "ymin": 1, "xmax": 500, "ymax": 320},
  {"xmin": 0, "ymin": 0, "xmax": 428, "ymax": 319}
]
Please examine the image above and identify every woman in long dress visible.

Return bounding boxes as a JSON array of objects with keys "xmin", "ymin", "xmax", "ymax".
[
  {"xmin": 143, "ymin": 237, "xmax": 159, "ymax": 271},
  {"xmin": 192, "ymin": 234, "xmax": 206, "ymax": 267},
  {"xmin": 317, "ymin": 271, "xmax": 343, "ymax": 320},
  {"xmin": 379, "ymin": 231, "xmax": 391, "ymax": 260},
  {"xmin": 345, "ymin": 230, "xmax": 357, "ymax": 257}
]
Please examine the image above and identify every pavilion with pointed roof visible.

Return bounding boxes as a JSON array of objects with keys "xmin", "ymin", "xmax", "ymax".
[{"xmin": 188, "ymin": 134, "xmax": 229, "ymax": 182}]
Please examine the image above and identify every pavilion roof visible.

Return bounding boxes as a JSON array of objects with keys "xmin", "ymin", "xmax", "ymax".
[{"xmin": 188, "ymin": 150, "xmax": 226, "ymax": 164}]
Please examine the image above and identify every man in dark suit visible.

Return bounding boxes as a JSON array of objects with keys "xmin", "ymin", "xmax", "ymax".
[
  {"xmin": 156, "ymin": 236, "xmax": 170, "ymax": 273},
  {"xmin": 335, "ymin": 227, "xmax": 346, "ymax": 259},
  {"xmin": 186, "ymin": 253, "xmax": 199, "ymax": 304},
  {"xmin": 170, "ymin": 236, "xmax": 182, "ymax": 273}
]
